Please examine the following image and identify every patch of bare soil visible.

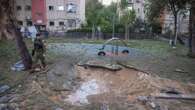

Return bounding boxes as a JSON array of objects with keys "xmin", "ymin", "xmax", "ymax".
[
  {"xmin": 2, "ymin": 60, "xmax": 195, "ymax": 110},
  {"xmin": 67, "ymin": 65, "xmax": 195, "ymax": 110}
]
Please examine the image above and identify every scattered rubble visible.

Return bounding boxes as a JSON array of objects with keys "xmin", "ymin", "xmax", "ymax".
[
  {"xmin": 0, "ymin": 85, "xmax": 10, "ymax": 94},
  {"xmin": 4, "ymin": 58, "xmax": 195, "ymax": 109},
  {"xmin": 63, "ymin": 63, "xmax": 195, "ymax": 109},
  {"xmin": 1, "ymin": 41, "xmax": 195, "ymax": 110},
  {"xmin": 66, "ymin": 79, "xmax": 108, "ymax": 105},
  {"xmin": 47, "ymin": 60, "xmax": 77, "ymax": 91}
]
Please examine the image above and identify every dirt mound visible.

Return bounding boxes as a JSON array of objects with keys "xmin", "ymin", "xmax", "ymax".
[
  {"xmin": 3, "ymin": 60, "xmax": 195, "ymax": 110},
  {"xmin": 64, "ymin": 65, "xmax": 195, "ymax": 109}
]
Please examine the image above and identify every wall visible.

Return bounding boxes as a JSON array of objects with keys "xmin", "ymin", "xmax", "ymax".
[
  {"xmin": 161, "ymin": 9, "xmax": 189, "ymax": 34},
  {"xmin": 15, "ymin": 0, "xmax": 86, "ymax": 31},
  {"xmin": 32, "ymin": 0, "xmax": 47, "ymax": 25},
  {"xmin": 46, "ymin": 0, "xmax": 86, "ymax": 32},
  {"xmin": 15, "ymin": 0, "xmax": 32, "ymax": 27},
  {"xmin": 133, "ymin": 0, "xmax": 145, "ymax": 20}
]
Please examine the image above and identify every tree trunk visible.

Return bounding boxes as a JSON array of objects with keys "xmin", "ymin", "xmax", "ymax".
[
  {"xmin": 13, "ymin": 24, "xmax": 32, "ymax": 69},
  {"xmin": 125, "ymin": 25, "xmax": 129, "ymax": 40},
  {"xmin": 0, "ymin": 0, "xmax": 32, "ymax": 69},
  {"xmin": 92, "ymin": 24, "xmax": 95, "ymax": 40},
  {"xmin": 189, "ymin": 5, "xmax": 192, "ymax": 54},
  {"xmin": 127, "ymin": 25, "xmax": 130, "ymax": 40},
  {"xmin": 173, "ymin": 13, "xmax": 178, "ymax": 46},
  {"xmin": 190, "ymin": 1, "xmax": 195, "ymax": 57}
]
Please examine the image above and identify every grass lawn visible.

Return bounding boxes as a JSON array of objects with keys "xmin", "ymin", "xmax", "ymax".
[
  {"xmin": 45, "ymin": 37, "xmax": 195, "ymax": 83},
  {"xmin": 0, "ymin": 40, "xmax": 26, "ymax": 86},
  {"xmin": 46, "ymin": 37, "xmax": 188, "ymax": 58},
  {"xmin": 0, "ymin": 38, "xmax": 63, "ymax": 86},
  {"xmin": 0, "ymin": 37, "xmax": 194, "ymax": 86}
]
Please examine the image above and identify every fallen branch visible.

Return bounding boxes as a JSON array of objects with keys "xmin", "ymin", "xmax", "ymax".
[
  {"xmin": 153, "ymin": 93, "xmax": 195, "ymax": 101},
  {"xmin": 117, "ymin": 62, "xmax": 150, "ymax": 75},
  {"xmin": 78, "ymin": 62, "xmax": 122, "ymax": 71}
]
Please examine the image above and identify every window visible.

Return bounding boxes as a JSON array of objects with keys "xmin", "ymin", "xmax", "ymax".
[
  {"xmin": 59, "ymin": 21, "xmax": 64, "ymax": 26},
  {"xmin": 25, "ymin": 5, "xmax": 31, "ymax": 11},
  {"xmin": 18, "ymin": 21, "xmax": 23, "ymax": 26},
  {"xmin": 27, "ymin": 21, "xmax": 32, "ymax": 26},
  {"xmin": 57, "ymin": 6, "xmax": 65, "ymax": 11},
  {"xmin": 136, "ymin": 0, "xmax": 140, "ymax": 3},
  {"xmin": 128, "ymin": 0, "xmax": 132, "ymax": 3},
  {"xmin": 16, "ymin": 6, "xmax": 22, "ymax": 11},
  {"xmin": 68, "ymin": 19, "xmax": 76, "ymax": 27},
  {"xmin": 49, "ymin": 6, "xmax": 54, "ymax": 11},
  {"xmin": 67, "ymin": 3, "xmax": 77, "ymax": 13},
  {"xmin": 36, "ymin": 12, "xmax": 43, "ymax": 17},
  {"xmin": 49, "ymin": 21, "xmax": 55, "ymax": 26},
  {"xmin": 138, "ymin": 8, "xmax": 140, "ymax": 13}
]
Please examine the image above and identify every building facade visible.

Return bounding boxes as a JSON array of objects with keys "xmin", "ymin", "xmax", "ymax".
[
  {"xmin": 160, "ymin": 9, "xmax": 189, "ymax": 34},
  {"xmin": 15, "ymin": 0, "xmax": 85, "ymax": 32},
  {"xmin": 128, "ymin": 0, "xmax": 145, "ymax": 21}
]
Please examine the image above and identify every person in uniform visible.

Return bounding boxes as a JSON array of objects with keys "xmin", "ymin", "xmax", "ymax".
[{"xmin": 32, "ymin": 36, "xmax": 46, "ymax": 69}]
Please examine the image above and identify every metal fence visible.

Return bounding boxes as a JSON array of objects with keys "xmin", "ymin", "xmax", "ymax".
[{"xmin": 49, "ymin": 32, "xmax": 161, "ymax": 40}]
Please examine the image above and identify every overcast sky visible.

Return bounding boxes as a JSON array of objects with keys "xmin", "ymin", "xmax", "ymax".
[{"xmin": 100, "ymin": 0, "xmax": 117, "ymax": 5}]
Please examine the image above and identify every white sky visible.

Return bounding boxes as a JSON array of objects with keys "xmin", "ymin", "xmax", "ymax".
[{"xmin": 100, "ymin": 0, "xmax": 117, "ymax": 6}]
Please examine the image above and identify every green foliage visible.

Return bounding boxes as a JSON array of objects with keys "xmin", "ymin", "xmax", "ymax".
[
  {"xmin": 145, "ymin": 0, "xmax": 165, "ymax": 22},
  {"xmin": 85, "ymin": 0, "xmax": 124, "ymax": 33},
  {"xmin": 149, "ymin": 21, "xmax": 162, "ymax": 34},
  {"xmin": 85, "ymin": 0, "xmax": 137, "ymax": 33},
  {"xmin": 0, "ymin": 40, "xmax": 18, "ymax": 58},
  {"xmin": 145, "ymin": 0, "xmax": 188, "ymax": 22},
  {"xmin": 120, "ymin": 0, "xmax": 129, "ymax": 9},
  {"xmin": 67, "ymin": 28, "xmax": 92, "ymax": 32},
  {"xmin": 120, "ymin": 9, "xmax": 136, "ymax": 26},
  {"xmin": 85, "ymin": 0, "xmax": 104, "ymax": 26},
  {"xmin": 145, "ymin": 0, "xmax": 188, "ymax": 35}
]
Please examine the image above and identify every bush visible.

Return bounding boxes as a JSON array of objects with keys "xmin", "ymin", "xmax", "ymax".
[
  {"xmin": 67, "ymin": 24, "xmax": 125, "ymax": 33},
  {"xmin": 67, "ymin": 28, "xmax": 92, "ymax": 33},
  {"xmin": 150, "ymin": 22, "xmax": 162, "ymax": 34}
]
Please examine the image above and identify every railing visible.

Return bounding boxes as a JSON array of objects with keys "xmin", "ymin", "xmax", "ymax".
[{"xmin": 49, "ymin": 32, "xmax": 160, "ymax": 40}]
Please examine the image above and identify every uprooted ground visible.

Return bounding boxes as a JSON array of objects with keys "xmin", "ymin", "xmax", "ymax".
[{"xmin": 0, "ymin": 38, "xmax": 195, "ymax": 110}]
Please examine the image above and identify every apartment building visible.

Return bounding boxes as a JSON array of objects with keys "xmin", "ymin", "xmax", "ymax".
[
  {"xmin": 15, "ymin": 0, "xmax": 32, "ymax": 26},
  {"xmin": 128, "ymin": 0, "xmax": 145, "ymax": 21},
  {"xmin": 15, "ymin": 0, "xmax": 85, "ymax": 32},
  {"xmin": 160, "ymin": 9, "xmax": 189, "ymax": 34}
]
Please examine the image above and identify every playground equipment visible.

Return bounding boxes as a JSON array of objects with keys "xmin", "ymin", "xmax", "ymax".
[
  {"xmin": 97, "ymin": 13, "xmax": 129, "ymax": 56},
  {"xmin": 98, "ymin": 37, "xmax": 129, "ymax": 56}
]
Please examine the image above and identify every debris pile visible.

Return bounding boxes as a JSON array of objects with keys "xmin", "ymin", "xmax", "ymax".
[
  {"xmin": 2, "ymin": 60, "xmax": 195, "ymax": 110},
  {"xmin": 63, "ymin": 61, "xmax": 195, "ymax": 109}
]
